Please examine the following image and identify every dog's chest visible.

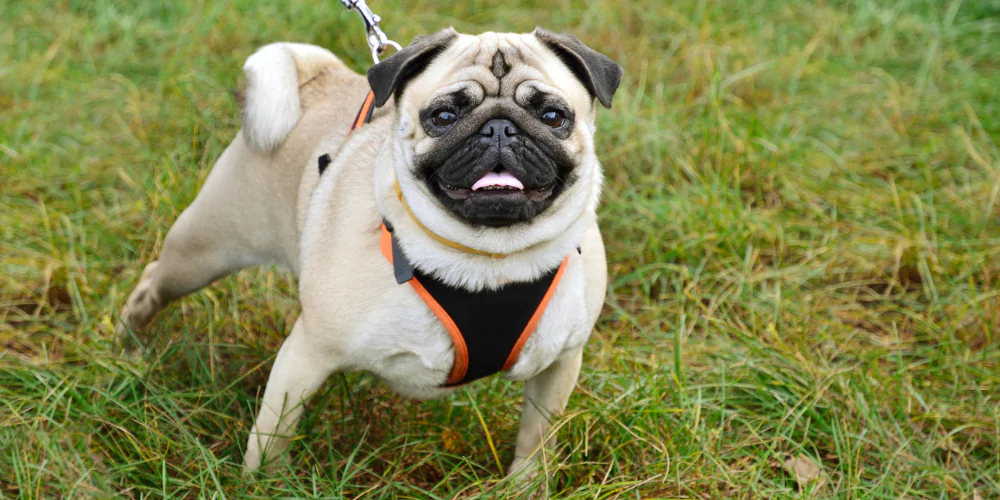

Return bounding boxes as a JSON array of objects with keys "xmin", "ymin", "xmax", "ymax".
[{"xmin": 304, "ymin": 254, "xmax": 590, "ymax": 400}]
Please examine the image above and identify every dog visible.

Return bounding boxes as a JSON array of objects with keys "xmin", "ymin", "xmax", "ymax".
[{"xmin": 118, "ymin": 27, "xmax": 622, "ymax": 479}]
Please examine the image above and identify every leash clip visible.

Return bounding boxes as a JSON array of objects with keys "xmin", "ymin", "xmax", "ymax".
[{"xmin": 340, "ymin": 0, "xmax": 402, "ymax": 63}]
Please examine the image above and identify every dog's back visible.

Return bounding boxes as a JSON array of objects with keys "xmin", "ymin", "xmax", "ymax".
[{"xmin": 237, "ymin": 43, "xmax": 379, "ymax": 270}]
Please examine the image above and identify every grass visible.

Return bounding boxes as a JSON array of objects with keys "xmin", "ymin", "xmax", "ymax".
[{"xmin": 2, "ymin": 0, "xmax": 999, "ymax": 497}]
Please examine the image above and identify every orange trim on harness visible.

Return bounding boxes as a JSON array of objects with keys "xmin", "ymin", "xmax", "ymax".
[
  {"xmin": 350, "ymin": 91, "xmax": 376, "ymax": 135},
  {"xmin": 380, "ymin": 225, "xmax": 569, "ymax": 386},
  {"xmin": 502, "ymin": 258, "xmax": 569, "ymax": 371},
  {"xmin": 381, "ymin": 225, "xmax": 468, "ymax": 385}
]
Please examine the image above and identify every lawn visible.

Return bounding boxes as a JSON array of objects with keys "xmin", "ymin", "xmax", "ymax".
[{"xmin": 2, "ymin": 0, "xmax": 999, "ymax": 498}]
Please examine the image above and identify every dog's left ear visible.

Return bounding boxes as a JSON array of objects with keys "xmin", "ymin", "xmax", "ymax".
[
  {"xmin": 367, "ymin": 27, "xmax": 459, "ymax": 107},
  {"xmin": 534, "ymin": 28, "xmax": 623, "ymax": 109}
]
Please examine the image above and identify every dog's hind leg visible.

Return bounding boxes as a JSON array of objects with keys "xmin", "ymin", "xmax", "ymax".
[
  {"xmin": 118, "ymin": 42, "xmax": 352, "ymax": 347},
  {"xmin": 117, "ymin": 134, "xmax": 300, "ymax": 346}
]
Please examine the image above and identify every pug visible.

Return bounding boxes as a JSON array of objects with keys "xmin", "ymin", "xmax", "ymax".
[{"xmin": 117, "ymin": 27, "xmax": 622, "ymax": 480}]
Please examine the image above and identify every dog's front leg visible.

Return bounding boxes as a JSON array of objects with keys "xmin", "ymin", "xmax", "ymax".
[
  {"xmin": 507, "ymin": 347, "xmax": 584, "ymax": 481},
  {"xmin": 244, "ymin": 318, "xmax": 339, "ymax": 472}
]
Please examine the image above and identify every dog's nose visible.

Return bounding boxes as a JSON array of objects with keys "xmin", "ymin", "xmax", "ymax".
[{"xmin": 479, "ymin": 119, "xmax": 519, "ymax": 139}]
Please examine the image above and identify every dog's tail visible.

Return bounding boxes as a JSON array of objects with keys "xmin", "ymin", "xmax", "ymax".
[{"xmin": 239, "ymin": 43, "xmax": 344, "ymax": 154}]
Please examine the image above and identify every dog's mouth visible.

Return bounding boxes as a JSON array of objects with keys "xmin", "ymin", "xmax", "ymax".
[{"xmin": 438, "ymin": 168, "xmax": 555, "ymax": 202}]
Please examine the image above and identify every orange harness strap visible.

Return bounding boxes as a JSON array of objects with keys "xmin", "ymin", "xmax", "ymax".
[{"xmin": 350, "ymin": 90, "xmax": 376, "ymax": 134}]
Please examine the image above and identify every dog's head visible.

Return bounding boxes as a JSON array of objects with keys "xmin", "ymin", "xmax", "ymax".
[{"xmin": 369, "ymin": 28, "xmax": 621, "ymax": 233}]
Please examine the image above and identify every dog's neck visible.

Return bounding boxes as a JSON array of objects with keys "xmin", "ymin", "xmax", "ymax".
[{"xmin": 374, "ymin": 137, "xmax": 597, "ymax": 292}]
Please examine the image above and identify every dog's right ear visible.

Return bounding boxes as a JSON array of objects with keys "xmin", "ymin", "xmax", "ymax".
[{"xmin": 367, "ymin": 28, "xmax": 458, "ymax": 107}]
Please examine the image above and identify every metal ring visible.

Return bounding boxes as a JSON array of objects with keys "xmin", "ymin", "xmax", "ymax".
[
  {"xmin": 371, "ymin": 40, "xmax": 402, "ymax": 63},
  {"xmin": 341, "ymin": 0, "xmax": 398, "ymax": 64}
]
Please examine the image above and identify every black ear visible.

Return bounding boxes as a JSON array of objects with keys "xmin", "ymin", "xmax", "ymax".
[
  {"xmin": 367, "ymin": 28, "xmax": 459, "ymax": 107},
  {"xmin": 534, "ymin": 28, "xmax": 623, "ymax": 109}
]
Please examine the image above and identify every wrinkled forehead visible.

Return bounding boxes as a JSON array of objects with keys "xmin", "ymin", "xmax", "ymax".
[{"xmin": 402, "ymin": 32, "xmax": 592, "ymax": 111}]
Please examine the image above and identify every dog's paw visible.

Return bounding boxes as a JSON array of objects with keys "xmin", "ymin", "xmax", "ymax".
[
  {"xmin": 116, "ymin": 261, "xmax": 163, "ymax": 352},
  {"xmin": 243, "ymin": 449, "xmax": 292, "ymax": 478},
  {"xmin": 243, "ymin": 447, "xmax": 262, "ymax": 476},
  {"xmin": 115, "ymin": 313, "xmax": 151, "ymax": 360},
  {"xmin": 505, "ymin": 456, "xmax": 548, "ymax": 499},
  {"xmin": 115, "ymin": 316, "xmax": 141, "ymax": 354},
  {"xmin": 244, "ymin": 428, "xmax": 295, "ymax": 476}
]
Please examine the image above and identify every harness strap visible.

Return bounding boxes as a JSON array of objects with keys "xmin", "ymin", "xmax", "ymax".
[
  {"xmin": 379, "ymin": 226, "xmax": 467, "ymax": 384},
  {"xmin": 350, "ymin": 90, "xmax": 376, "ymax": 134},
  {"xmin": 501, "ymin": 257, "xmax": 570, "ymax": 371},
  {"xmin": 380, "ymin": 224, "xmax": 569, "ymax": 386}
]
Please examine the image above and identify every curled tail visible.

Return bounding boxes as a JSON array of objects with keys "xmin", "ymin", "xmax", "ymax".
[{"xmin": 239, "ymin": 43, "xmax": 344, "ymax": 153}]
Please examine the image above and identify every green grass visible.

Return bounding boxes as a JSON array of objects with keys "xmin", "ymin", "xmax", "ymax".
[{"xmin": 2, "ymin": 0, "xmax": 999, "ymax": 497}]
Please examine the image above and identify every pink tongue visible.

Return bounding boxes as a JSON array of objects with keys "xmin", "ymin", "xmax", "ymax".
[{"xmin": 472, "ymin": 170, "xmax": 524, "ymax": 191}]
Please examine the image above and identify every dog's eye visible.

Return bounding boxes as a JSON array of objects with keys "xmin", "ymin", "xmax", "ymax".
[
  {"xmin": 540, "ymin": 109, "xmax": 565, "ymax": 128},
  {"xmin": 432, "ymin": 110, "xmax": 458, "ymax": 127}
]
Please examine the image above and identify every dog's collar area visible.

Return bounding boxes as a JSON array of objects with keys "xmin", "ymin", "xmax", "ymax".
[
  {"xmin": 393, "ymin": 180, "xmax": 509, "ymax": 259},
  {"xmin": 389, "ymin": 181, "xmax": 581, "ymax": 259}
]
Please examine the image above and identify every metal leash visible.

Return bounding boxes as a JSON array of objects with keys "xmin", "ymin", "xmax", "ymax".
[{"xmin": 339, "ymin": 0, "xmax": 401, "ymax": 63}]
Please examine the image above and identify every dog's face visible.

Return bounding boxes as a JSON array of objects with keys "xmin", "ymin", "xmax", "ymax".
[{"xmin": 369, "ymin": 29, "xmax": 622, "ymax": 229}]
